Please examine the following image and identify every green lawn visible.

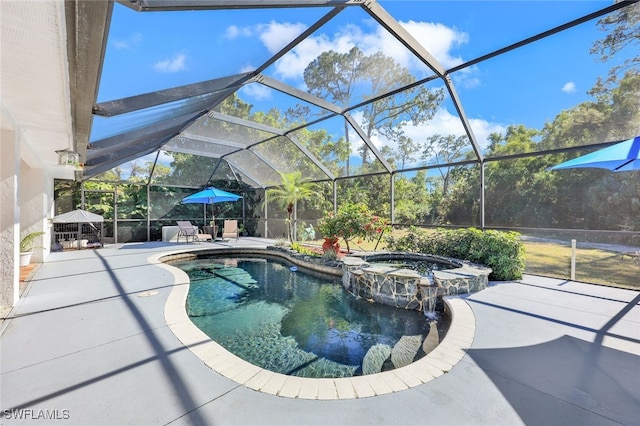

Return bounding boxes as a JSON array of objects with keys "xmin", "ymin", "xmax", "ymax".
[{"xmin": 523, "ymin": 241, "xmax": 640, "ymax": 290}]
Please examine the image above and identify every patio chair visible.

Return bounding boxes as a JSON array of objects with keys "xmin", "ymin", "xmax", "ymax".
[
  {"xmin": 222, "ymin": 220, "xmax": 239, "ymax": 241},
  {"xmin": 195, "ymin": 228, "xmax": 212, "ymax": 242},
  {"xmin": 176, "ymin": 221, "xmax": 209, "ymax": 243}
]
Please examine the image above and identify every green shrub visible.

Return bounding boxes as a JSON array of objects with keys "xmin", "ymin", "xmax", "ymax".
[
  {"xmin": 385, "ymin": 227, "xmax": 525, "ymax": 281},
  {"xmin": 290, "ymin": 242, "xmax": 318, "ymax": 256},
  {"xmin": 322, "ymin": 248, "xmax": 338, "ymax": 260}
]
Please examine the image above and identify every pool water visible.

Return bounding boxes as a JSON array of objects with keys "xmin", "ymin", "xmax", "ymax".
[
  {"xmin": 366, "ymin": 260, "xmax": 450, "ymax": 276},
  {"xmin": 172, "ymin": 256, "xmax": 448, "ymax": 378}
]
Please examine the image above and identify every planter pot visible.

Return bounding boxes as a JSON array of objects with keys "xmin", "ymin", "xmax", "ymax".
[
  {"xmin": 322, "ymin": 238, "xmax": 340, "ymax": 254},
  {"xmin": 19, "ymin": 251, "xmax": 33, "ymax": 267}
]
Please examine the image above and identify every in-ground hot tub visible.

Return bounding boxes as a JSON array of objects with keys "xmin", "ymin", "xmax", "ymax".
[{"xmin": 342, "ymin": 252, "xmax": 491, "ymax": 316}]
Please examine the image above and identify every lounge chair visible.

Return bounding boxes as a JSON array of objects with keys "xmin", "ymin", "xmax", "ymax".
[
  {"xmin": 195, "ymin": 228, "xmax": 212, "ymax": 242},
  {"xmin": 222, "ymin": 220, "xmax": 239, "ymax": 241},
  {"xmin": 176, "ymin": 221, "xmax": 210, "ymax": 243}
]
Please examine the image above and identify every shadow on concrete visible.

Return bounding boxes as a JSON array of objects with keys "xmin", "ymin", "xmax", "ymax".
[
  {"xmin": 467, "ymin": 335, "xmax": 639, "ymax": 425},
  {"xmin": 0, "ymin": 251, "xmax": 209, "ymax": 424},
  {"xmin": 467, "ymin": 291, "xmax": 640, "ymax": 425}
]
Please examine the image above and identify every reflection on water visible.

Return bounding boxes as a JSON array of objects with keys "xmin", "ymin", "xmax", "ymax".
[{"xmin": 171, "ymin": 256, "xmax": 449, "ymax": 378}]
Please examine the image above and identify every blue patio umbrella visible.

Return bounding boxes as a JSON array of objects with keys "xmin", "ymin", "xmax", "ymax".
[
  {"xmin": 181, "ymin": 187, "xmax": 242, "ymax": 225},
  {"xmin": 550, "ymin": 136, "xmax": 640, "ymax": 172}
]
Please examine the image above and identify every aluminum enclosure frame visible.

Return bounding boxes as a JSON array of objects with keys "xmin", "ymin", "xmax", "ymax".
[{"xmin": 76, "ymin": 0, "xmax": 639, "ymax": 233}]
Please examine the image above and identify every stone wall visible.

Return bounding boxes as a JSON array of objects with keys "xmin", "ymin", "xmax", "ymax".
[{"xmin": 342, "ymin": 255, "xmax": 491, "ymax": 313}]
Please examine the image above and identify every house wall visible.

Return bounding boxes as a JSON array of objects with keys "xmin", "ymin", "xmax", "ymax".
[
  {"xmin": 1, "ymin": 120, "xmax": 21, "ymax": 309},
  {"xmin": 0, "ymin": 124, "xmax": 55, "ymax": 312},
  {"xmin": 1, "ymin": 0, "xmax": 70, "ymax": 312}
]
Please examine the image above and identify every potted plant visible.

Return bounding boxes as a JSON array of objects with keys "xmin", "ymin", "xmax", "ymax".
[
  {"xmin": 238, "ymin": 223, "xmax": 248, "ymax": 237},
  {"xmin": 317, "ymin": 213, "xmax": 341, "ymax": 254},
  {"xmin": 318, "ymin": 203, "xmax": 392, "ymax": 253},
  {"xmin": 20, "ymin": 231, "xmax": 45, "ymax": 267}
]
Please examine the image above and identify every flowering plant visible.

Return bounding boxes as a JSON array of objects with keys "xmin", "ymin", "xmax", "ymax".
[
  {"xmin": 364, "ymin": 215, "xmax": 392, "ymax": 250},
  {"xmin": 318, "ymin": 203, "xmax": 392, "ymax": 252},
  {"xmin": 317, "ymin": 212, "xmax": 341, "ymax": 241}
]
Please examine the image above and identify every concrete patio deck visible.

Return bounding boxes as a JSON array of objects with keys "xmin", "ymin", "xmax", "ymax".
[{"xmin": 1, "ymin": 239, "xmax": 638, "ymax": 425}]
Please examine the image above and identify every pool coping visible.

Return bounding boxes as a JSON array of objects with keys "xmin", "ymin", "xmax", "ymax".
[{"xmin": 152, "ymin": 249, "xmax": 476, "ymax": 400}]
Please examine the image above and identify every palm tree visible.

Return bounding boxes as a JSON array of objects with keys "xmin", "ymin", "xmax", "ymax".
[{"xmin": 266, "ymin": 171, "xmax": 320, "ymax": 242}]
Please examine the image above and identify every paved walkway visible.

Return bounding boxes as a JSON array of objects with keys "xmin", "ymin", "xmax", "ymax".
[{"xmin": 1, "ymin": 240, "xmax": 638, "ymax": 425}]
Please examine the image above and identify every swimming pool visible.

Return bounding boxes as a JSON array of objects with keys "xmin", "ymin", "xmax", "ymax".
[{"xmin": 171, "ymin": 255, "xmax": 450, "ymax": 378}]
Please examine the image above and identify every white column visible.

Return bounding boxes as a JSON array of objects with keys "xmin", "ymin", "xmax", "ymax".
[
  {"xmin": 20, "ymin": 162, "xmax": 51, "ymax": 263},
  {"xmin": 0, "ymin": 127, "xmax": 20, "ymax": 308}
]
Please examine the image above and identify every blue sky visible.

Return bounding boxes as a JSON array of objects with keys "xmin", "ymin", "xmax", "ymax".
[{"xmin": 96, "ymin": 1, "xmax": 623, "ymax": 161}]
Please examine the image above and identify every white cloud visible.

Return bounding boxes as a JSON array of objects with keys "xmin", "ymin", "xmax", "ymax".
[
  {"xmin": 354, "ymin": 20, "xmax": 468, "ymax": 71},
  {"xmin": 157, "ymin": 150, "xmax": 174, "ymax": 164},
  {"xmin": 417, "ymin": 109, "xmax": 466, "ymax": 138},
  {"xmin": 258, "ymin": 21, "xmax": 309, "ymax": 54},
  {"xmin": 234, "ymin": 18, "xmax": 497, "ymax": 160},
  {"xmin": 468, "ymin": 118, "xmax": 506, "ymax": 150},
  {"xmin": 112, "ymin": 33, "xmax": 142, "ymax": 50},
  {"xmin": 273, "ymin": 34, "xmax": 351, "ymax": 80},
  {"xmin": 561, "ymin": 81, "xmax": 577, "ymax": 94},
  {"xmin": 153, "ymin": 53, "xmax": 187, "ymax": 73},
  {"xmin": 401, "ymin": 21, "xmax": 468, "ymax": 69},
  {"xmin": 255, "ymin": 18, "xmax": 469, "ymax": 83},
  {"xmin": 451, "ymin": 65, "xmax": 481, "ymax": 90},
  {"xmin": 239, "ymin": 64, "xmax": 257, "ymax": 74},
  {"xmin": 240, "ymin": 82, "xmax": 273, "ymax": 101},
  {"xmin": 224, "ymin": 21, "xmax": 308, "ymax": 54},
  {"xmin": 351, "ymin": 108, "xmax": 505, "ymax": 161},
  {"xmin": 225, "ymin": 25, "xmax": 253, "ymax": 40}
]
